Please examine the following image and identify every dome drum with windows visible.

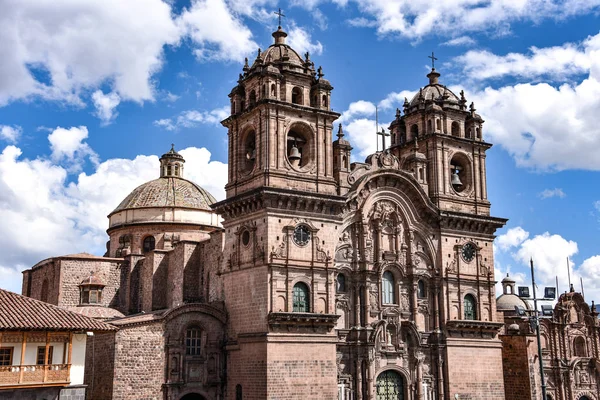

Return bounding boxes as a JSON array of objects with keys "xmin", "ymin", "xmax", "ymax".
[{"xmin": 106, "ymin": 145, "xmax": 221, "ymax": 257}]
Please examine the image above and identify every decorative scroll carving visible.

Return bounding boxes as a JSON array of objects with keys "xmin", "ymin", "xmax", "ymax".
[{"xmin": 270, "ymin": 234, "xmax": 287, "ymax": 260}]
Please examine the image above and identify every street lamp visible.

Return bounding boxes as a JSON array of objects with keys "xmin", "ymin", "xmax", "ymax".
[{"xmin": 515, "ymin": 258, "xmax": 556, "ymax": 400}]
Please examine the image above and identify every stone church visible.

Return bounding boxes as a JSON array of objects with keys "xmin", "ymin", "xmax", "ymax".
[{"xmin": 17, "ymin": 25, "xmax": 600, "ymax": 400}]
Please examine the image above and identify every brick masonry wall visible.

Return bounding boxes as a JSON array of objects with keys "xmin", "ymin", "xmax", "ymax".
[
  {"xmin": 85, "ymin": 332, "xmax": 116, "ymax": 400},
  {"xmin": 223, "ymin": 266, "xmax": 269, "ymax": 336},
  {"xmin": 24, "ymin": 260, "xmax": 59, "ymax": 304},
  {"xmin": 446, "ymin": 339, "xmax": 505, "ymax": 400}
]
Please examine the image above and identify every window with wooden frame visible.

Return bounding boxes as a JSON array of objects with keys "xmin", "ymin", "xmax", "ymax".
[
  {"xmin": 0, "ymin": 348, "xmax": 13, "ymax": 366},
  {"xmin": 185, "ymin": 327, "xmax": 202, "ymax": 356},
  {"xmin": 36, "ymin": 346, "xmax": 53, "ymax": 365}
]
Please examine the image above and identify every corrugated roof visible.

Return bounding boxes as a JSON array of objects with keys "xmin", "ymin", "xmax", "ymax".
[{"xmin": 0, "ymin": 289, "xmax": 117, "ymax": 332}]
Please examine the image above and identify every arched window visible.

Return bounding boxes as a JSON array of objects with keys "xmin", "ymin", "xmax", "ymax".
[
  {"xmin": 476, "ymin": 127, "xmax": 481, "ymax": 139},
  {"xmin": 293, "ymin": 282, "xmax": 310, "ymax": 312},
  {"xmin": 236, "ymin": 384, "xmax": 243, "ymax": 400},
  {"xmin": 436, "ymin": 119, "xmax": 441, "ymax": 131},
  {"xmin": 465, "ymin": 128, "xmax": 472, "ymax": 139},
  {"xmin": 322, "ymin": 94, "xmax": 328, "ymax": 108},
  {"xmin": 464, "ymin": 294, "xmax": 477, "ymax": 320},
  {"xmin": 382, "ymin": 271, "xmax": 395, "ymax": 304},
  {"xmin": 410, "ymin": 124, "xmax": 418, "ymax": 139},
  {"xmin": 574, "ymin": 336, "xmax": 587, "ymax": 357},
  {"xmin": 579, "ymin": 396, "xmax": 590, "ymax": 400},
  {"xmin": 167, "ymin": 165, "xmax": 172, "ymax": 175},
  {"xmin": 174, "ymin": 164, "xmax": 179, "ymax": 176},
  {"xmin": 41, "ymin": 279, "xmax": 49, "ymax": 303},
  {"xmin": 143, "ymin": 236, "xmax": 155, "ymax": 253},
  {"xmin": 451, "ymin": 121, "xmax": 460, "ymax": 137},
  {"xmin": 336, "ymin": 274, "xmax": 346, "ymax": 293},
  {"xmin": 291, "ymin": 87, "xmax": 303, "ymax": 105},
  {"xmin": 342, "ymin": 155, "xmax": 348, "ymax": 169},
  {"xmin": 270, "ymin": 84, "xmax": 276, "ymax": 98},
  {"xmin": 185, "ymin": 327, "xmax": 202, "ymax": 356},
  {"xmin": 417, "ymin": 280, "xmax": 426, "ymax": 298},
  {"xmin": 249, "ymin": 90, "xmax": 256, "ymax": 107},
  {"xmin": 376, "ymin": 370, "xmax": 405, "ymax": 400},
  {"xmin": 427, "ymin": 120, "xmax": 432, "ymax": 133}
]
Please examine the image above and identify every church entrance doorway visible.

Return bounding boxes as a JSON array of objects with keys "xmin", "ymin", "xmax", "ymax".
[
  {"xmin": 180, "ymin": 393, "xmax": 206, "ymax": 400},
  {"xmin": 375, "ymin": 370, "xmax": 405, "ymax": 400}
]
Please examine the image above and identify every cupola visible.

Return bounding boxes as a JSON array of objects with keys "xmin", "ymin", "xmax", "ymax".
[{"xmin": 160, "ymin": 144, "xmax": 185, "ymax": 178}]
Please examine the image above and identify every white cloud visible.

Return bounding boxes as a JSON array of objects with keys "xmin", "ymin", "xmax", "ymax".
[
  {"xmin": 378, "ymin": 90, "xmax": 415, "ymax": 110},
  {"xmin": 154, "ymin": 106, "xmax": 229, "ymax": 131},
  {"xmin": 462, "ymin": 71, "xmax": 600, "ymax": 170},
  {"xmin": 91, "ymin": 90, "xmax": 121, "ymax": 125},
  {"xmin": 164, "ymin": 92, "xmax": 180, "ymax": 102},
  {"xmin": 343, "ymin": 0, "xmax": 600, "ymax": 40},
  {"xmin": 538, "ymin": 188, "xmax": 566, "ymax": 199},
  {"xmin": 0, "ymin": 0, "xmax": 181, "ymax": 105},
  {"xmin": 495, "ymin": 226, "xmax": 530, "ymax": 252},
  {"xmin": 178, "ymin": 0, "xmax": 258, "ymax": 62},
  {"xmin": 47, "ymin": 126, "xmax": 99, "ymax": 171},
  {"xmin": 287, "ymin": 25, "xmax": 323, "ymax": 56},
  {"xmin": 0, "ymin": 138, "xmax": 228, "ymax": 294},
  {"xmin": 442, "ymin": 36, "xmax": 476, "ymax": 47},
  {"xmin": 455, "ymin": 41, "xmax": 592, "ymax": 82},
  {"xmin": 0, "ymin": 125, "xmax": 22, "ymax": 143}
]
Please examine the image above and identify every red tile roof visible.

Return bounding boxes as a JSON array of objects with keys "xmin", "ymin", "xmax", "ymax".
[{"xmin": 0, "ymin": 289, "xmax": 117, "ymax": 332}]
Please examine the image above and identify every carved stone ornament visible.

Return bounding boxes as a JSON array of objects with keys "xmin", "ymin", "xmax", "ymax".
[
  {"xmin": 270, "ymin": 234, "xmax": 287, "ymax": 260},
  {"xmin": 347, "ymin": 150, "xmax": 400, "ymax": 184}
]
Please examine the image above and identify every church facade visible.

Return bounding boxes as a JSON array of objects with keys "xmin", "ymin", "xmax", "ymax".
[{"xmin": 17, "ymin": 25, "xmax": 600, "ymax": 400}]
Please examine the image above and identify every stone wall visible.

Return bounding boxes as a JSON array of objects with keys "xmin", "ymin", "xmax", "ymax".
[
  {"xmin": 446, "ymin": 338, "xmax": 505, "ymax": 400},
  {"xmin": 500, "ymin": 334, "xmax": 535, "ymax": 400},
  {"xmin": 111, "ymin": 323, "xmax": 165, "ymax": 400},
  {"xmin": 85, "ymin": 331, "xmax": 116, "ymax": 400},
  {"xmin": 58, "ymin": 258, "xmax": 121, "ymax": 308}
]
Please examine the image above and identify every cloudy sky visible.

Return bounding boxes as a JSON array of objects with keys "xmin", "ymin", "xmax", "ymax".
[{"xmin": 1, "ymin": 0, "xmax": 600, "ymax": 306}]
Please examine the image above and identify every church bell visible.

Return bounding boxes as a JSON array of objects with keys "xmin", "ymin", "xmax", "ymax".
[
  {"xmin": 246, "ymin": 148, "xmax": 256, "ymax": 161},
  {"xmin": 289, "ymin": 144, "xmax": 301, "ymax": 161},
  {"xmin": 451, "ymin": 170, "xmax": 462, "ymax": 187}
]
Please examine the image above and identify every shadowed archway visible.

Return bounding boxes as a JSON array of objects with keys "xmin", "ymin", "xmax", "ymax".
[{"xmin": 180, "ymin": 393, "xmax": 206, "ymax": 400}]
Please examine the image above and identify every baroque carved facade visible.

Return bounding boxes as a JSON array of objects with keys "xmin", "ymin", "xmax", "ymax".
[{"xmin": 16, "ymin": 25, "xmax": 600, "ymax": 400}]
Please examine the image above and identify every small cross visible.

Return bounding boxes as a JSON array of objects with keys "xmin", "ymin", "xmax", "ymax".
[
  {"xmin": 428, "ymin": 51, "xmax": 438, "ymax": 69},
  {"xmin": 274, "ymin": 8, "xmax": 286, "ymax": 27}
]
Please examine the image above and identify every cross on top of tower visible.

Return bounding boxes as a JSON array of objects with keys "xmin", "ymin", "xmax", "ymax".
[
  {"xmin": 274, "ymin": 8, "xmax": 285, "ymax": 28},
  {"xmin": 428, "ymin": 51, "xmax": 438, "ymax": 69}
]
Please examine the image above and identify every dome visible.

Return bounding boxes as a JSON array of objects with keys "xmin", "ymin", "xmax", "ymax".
[
  {"xmin": 409, "ymin": 83, "xmax": 460, "ymax": 107},
  {"xmin": 68, "ymin": 306, "xmax": 125, "ymax": 321},
  {"xmin": 111, "ymin": 177, "xmax": 216, "ymax": 214},
  {"xmin": 496, "ymin": 293, "xmax": 531, "ymax": 312}
]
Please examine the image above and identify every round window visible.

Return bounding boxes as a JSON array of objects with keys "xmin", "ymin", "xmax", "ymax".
[{"xmin": 241, "ymin": 230, "xmax": 250, "ymax": 246}]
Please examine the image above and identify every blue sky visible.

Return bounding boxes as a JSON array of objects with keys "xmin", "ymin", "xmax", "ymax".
[{"xmin": 1, "ymin": 0, "xmax": 600, "ymax": 303}]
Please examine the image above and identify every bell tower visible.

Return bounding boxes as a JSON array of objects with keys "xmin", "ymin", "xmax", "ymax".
[
  {"xmin": 389, "ymin": 67, "xmax": 490, "ymax": 215},
  {"xmin": 214, "ymin": 21, "xmax": 345, "ymax": 400}
]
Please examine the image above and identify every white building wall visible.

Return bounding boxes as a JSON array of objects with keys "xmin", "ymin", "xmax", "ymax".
[{"xmin": 70, "ymin": 334, "xmax": 87, "ymax": 385}]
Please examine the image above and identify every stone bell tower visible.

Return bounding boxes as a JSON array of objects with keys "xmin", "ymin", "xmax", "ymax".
[
  {"xmin": 389, "ymin": 67, "xmax": 490, "ymax": 215},
  {"xmin": 214, "ymin": 21, "xmax": 345, "ymax": 399}
]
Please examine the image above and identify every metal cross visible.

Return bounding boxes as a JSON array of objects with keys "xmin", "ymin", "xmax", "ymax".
[
  {"xmin": 428, "ymin": 51, "xmax": 438, "ymax": 69},
  {"xmin": 274, "ymin": 8, "xmax": 285, "ymax": 27}
]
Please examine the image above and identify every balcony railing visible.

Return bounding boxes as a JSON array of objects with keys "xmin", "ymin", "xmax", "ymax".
[{"xmin": 0, "ymin": 364, "xmax": 70, "ymax": 387}]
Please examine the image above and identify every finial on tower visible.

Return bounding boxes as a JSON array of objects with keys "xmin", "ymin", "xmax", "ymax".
[
  {"xmin": 426, "ymin": 52, "xmax": 441, "ymax": 84},
  {"xmin": 317, "ymin": 66, "xmax": 324, "ymax": 79},
  {"xmin": 337, "ymin": 123, "xmax": 344, "ymax": 139}
]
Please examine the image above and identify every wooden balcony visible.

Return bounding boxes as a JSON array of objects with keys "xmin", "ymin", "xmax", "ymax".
[{"xmin": 0, "ymin": 364, "xmax": 70, "ymax": 388}]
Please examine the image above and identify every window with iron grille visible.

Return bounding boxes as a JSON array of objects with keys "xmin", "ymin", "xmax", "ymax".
[
  {"xmin": 292, "ymin": 282, "xmax": 310, "ymax": 312},
  {"xmin": 376, "ymin": 370, "xmax": 404, "ymax": 400},
  {"xmin": 0, "ymin": 348, "xmax": 13, "ymax": 366},
  {"xmin": 186, "ymin": 328, "xmax": 202, "ymax": 356},
  {"xmin": 464, "ymin": 294, "xmax": 477, "ymax": 320}
]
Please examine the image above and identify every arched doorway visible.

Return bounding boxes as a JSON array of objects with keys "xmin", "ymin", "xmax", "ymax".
[
  {"xmin": 376, "ymin": 370, "xmax": 405, "ymax": 400},
  {"xmin": 180, "ymin": 393, "xmax": 206, "ymax": 400}
]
